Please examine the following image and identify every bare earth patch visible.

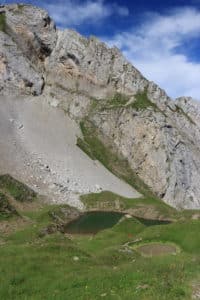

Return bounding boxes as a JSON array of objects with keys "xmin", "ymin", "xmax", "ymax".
[{"xmin": 135, "ymin": 243, "xmax": 177, "ymax": 257}]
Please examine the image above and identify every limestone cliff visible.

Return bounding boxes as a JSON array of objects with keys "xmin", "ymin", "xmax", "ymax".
[{"xmin": 0, "ymin": 4, "xmax": 200, "ymax": 209}]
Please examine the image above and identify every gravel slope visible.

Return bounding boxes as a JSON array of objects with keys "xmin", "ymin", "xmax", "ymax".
[{"xmin": 0, "ymin": 96, "xmax": 140, "ymax": 208}]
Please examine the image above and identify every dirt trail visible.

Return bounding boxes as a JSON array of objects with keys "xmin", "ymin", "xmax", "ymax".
[{"xmin": 0, "ymin": 96, "xmax": 140, "ymax": 208}]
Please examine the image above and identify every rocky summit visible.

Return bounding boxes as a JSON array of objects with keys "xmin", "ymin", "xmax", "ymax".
[{"xmin": 0, "ymin": 4, "xmax": 200, "ymax": 209}]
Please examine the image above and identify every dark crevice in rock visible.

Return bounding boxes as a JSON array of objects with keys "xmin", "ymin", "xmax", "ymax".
[
  {"xmin": 43, "ymin": 16, "xmax": 51, "ymax": 27},
  {"xmin": 40, "ymin": 76, "xmax": 45, "ymax": 94},
  {"xmin": 34, "ymin": 34, "xmax": 52, "ymax": 60},
  {"xmin": 66, "ymin": 52, "xmax": 80, "ymax": 65},
  {"xmin": 23, "ymin": 79, "xmax": 33, "ymax": 88}
]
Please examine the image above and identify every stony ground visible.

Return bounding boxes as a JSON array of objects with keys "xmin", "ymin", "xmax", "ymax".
[{"xmin": 0, "ymin": 95, "xmax": 140, "ymax": 209}]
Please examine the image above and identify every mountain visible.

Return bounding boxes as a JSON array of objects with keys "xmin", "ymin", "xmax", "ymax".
[{"xmin": 0, "ymin": 3, "xmax": 200, "ymax": 209}]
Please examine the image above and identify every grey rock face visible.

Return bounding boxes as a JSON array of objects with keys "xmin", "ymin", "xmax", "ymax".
[
  {"xmin": 175, "ymin": 97, "xmax": 200, "ymax": 129},
  {"xmin": 1, "ymin": 4, "xmax": 200, "ymax": 209},
  {"xmin": 46, "ymin": 27, "xmax": 200, "ymax": 208},
  {"xmin": 0, "ymin": 31, "xmax": 43, "ymax": 95},
  {"xmin": 0, "ymin": 4, "xmax": 57, "ymax": 95},
  {"xmin": 1, "ymin": 4, "xmax": 57, "ymax": 65},
  {"xmin": 46, "ymin": 29, "xmax": 146, "ymax": 99},
  {"xmin": 90, "ymin": 107, "xmax": 200, "ymax": 209}
]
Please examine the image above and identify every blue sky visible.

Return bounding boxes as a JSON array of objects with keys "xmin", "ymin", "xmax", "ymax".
[{"xmin": 3, "ymin": 0, "xmax": 200, "ymax": 99}]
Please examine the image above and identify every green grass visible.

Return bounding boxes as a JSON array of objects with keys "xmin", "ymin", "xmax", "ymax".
[
  {"xmin": 87, "ymin": 93, "xmax": 130, "ymax": 112},
  {"xmin": 0, "ymin": 201, "xmax": 199, "ymax": 299},
  {"xmin": 47, "ymin": 204, "xmax": 79, "ymax": 222},
  {"xmin": 131, "ymin": 90, "xmax": 161, "ymax": 111},
  {"xmin": 86, "ymin": 91, "xmax": 164, "ymax": 115},
  {"xmin": 107, "ymin": 93, "xmax": 129, "ymax": 107},
  {"xmin": 135, "ymin": 220, "xmax": 200, "ymax": 254},
  {"xmin": 89, "ymin": 91, "xmax": 160, "ymax": 112},
  {"xmin": 0, "ymin": 13, "xmax": 6, "ymax": 32},
  {"xmin": 81, "ymin": 191, "xmax": 177, "ymax": 219},
  {"xmin": 0, "ymin": 174, "xmax": 37, "ymax": 202},
  {"xmin": 77, "ymin": 137, "xmax": 96, "ymax": 160}
]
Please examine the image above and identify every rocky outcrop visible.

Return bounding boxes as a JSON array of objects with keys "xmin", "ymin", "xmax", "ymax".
[
  {"xmin": 89, "ymin": 103, "xmax": 200, "ymax": 209},
  {"xmin": 45, "ymin": 28, "xmax": 200, "ymax": 209},
  {"xmin": 0, "ymin": 191, "xmax": 18, "ymax": 219},
  {"xmin": 0, "ymin": 4, "xmax": 57, "ymax": 95},
  {"xmin": 0, "ymin": 4, "xmax": 200, "ymax": 209},
  {"xmin": 46, "ymin": 29, "xmax": 146, "ymax": 96},
  {"xmin": 0, "ymin": 30, "xmax": 43, "ymax": 95}
]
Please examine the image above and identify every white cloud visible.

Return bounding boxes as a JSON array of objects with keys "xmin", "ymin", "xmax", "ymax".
[
  {"xmin": 46, "ymin": 0, "xmax": 129, "ymax": 27},
  {"xmin": 105, "ymin": 7, "xmax": 200, "ymax": 99}
]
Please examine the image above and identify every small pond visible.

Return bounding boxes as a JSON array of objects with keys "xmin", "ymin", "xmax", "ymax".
[
  {"xmin": 64, "ymin": 211, "xmax": 124, "ymax": 234},
  {"xmin": 64, "ymin": 211, "xmax": 172, "ymax": 235},
  {"xmin": 134, "ymin": 217, "xmax": 171, "ymax": 226}
]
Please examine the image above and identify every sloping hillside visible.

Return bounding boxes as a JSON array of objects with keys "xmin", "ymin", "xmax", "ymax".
[{"xmin": 0, "ymin": 4, "xmax": 200, "ymax": 209}]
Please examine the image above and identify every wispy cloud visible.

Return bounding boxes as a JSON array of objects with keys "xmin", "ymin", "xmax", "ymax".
[
  {"xmin": 105, "ymin": 7, "xmax": 200, "ymax": 99},
  {"xmin": 45, "ymin": 0, "xmax": 129, "ymax": 27}
]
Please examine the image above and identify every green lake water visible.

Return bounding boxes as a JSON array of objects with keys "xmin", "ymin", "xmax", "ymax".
[
  {"xmin": 134, "ymin": 217, "xmax": 171, "ymax": 226},
  {"xmin": 64, "ymin": 211, "xmax": 171, "ymax": 235},
  {"xmin": 64, "ymin": 211, "xmax": 124, "ymax": 234}
]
